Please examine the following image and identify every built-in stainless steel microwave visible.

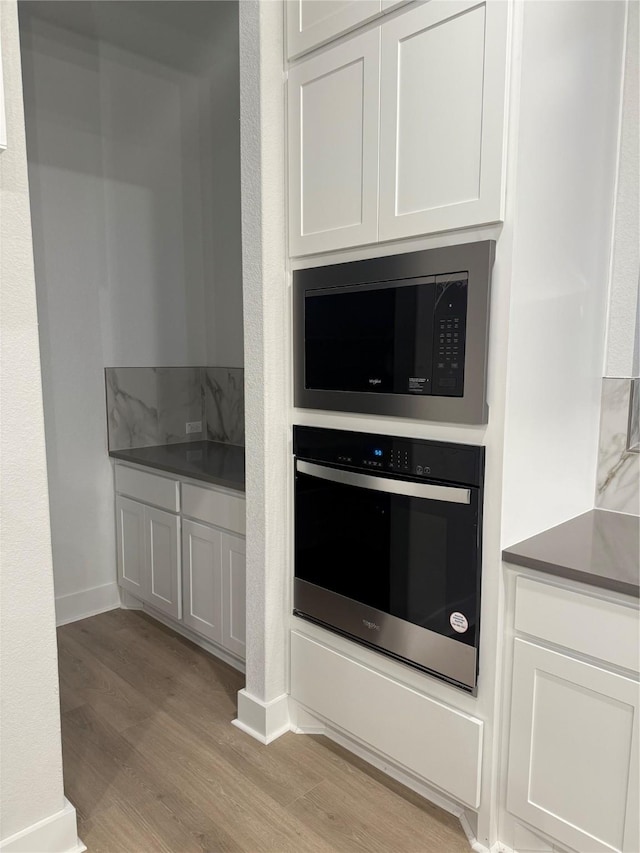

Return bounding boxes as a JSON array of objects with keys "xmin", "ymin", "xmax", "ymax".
[{"xmin": 294, "ymin": 241, "xmax": 495, "ymax": 425}]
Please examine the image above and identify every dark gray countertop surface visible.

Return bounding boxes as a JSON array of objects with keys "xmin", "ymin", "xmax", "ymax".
[
  {"xmin": 110, "ymin": 441, "xmax": 245, "ymax": 492},
  {"xmin": 503, "ymin": 509, "xmax": 640, "ymax": 598}
]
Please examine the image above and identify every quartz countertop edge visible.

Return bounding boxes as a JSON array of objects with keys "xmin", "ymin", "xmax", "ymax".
[
  {"xmin": 503, "ymin": 509, "xmax": 640, "ymax": 599},
  {"xmin": 109, "ymin": 441, "xmax": 245, "ymax": 492}
]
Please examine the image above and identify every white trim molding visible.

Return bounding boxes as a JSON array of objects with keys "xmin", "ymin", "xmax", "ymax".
[
  {"xmin": 55, "ymin": 582, "xmax": 120, "ymax": 627},
  {"xmin": 232, "ymin": 689, "xmax": 290, "ymax": 744},
  {"xmin": 141, "ymin": 602, "xmax": 245, "ymax": 675},
  {"xmin": 0, "ymin": 799, "xmax": 85, "ymax": 853}
]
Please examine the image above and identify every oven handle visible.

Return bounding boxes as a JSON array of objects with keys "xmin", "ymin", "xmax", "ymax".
[{"xmin": 296, "ymin": 460, "xmax": 471, "ymax": 505}]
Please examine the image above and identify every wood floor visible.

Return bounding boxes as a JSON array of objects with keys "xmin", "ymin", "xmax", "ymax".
[{"xmin": 57, "ymin": 609, "xmax": 471, "ymax": 852}]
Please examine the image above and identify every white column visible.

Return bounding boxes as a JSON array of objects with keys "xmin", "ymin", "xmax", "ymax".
[
  {"xmin": 0, "ymin": 2, "xmax": 80, "ymax": 851},
  {"xmin": 233, "ymin": 0, "xmax": 290, "ymax": 744}
]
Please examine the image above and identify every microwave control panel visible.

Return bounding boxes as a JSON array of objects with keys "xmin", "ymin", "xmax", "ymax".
[{"xmin": 432, "ymin": 277, "xmax": 467, "ymax": 397}]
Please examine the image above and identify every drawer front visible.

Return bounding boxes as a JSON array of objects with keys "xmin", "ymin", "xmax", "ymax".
[
  {"xmin": 291, "ymin": 631, "xmax": 483, "ymax": 808},
  {"xmin": 114, "ymin": 464, "xmax": 180, "ymax": 513},
  {"xmin": 514, "ymin": 575, "xmax": 640, "ymax": 673},
  {"xmin": 182, "ymin": 483, "xmax": 245, "ymax": 535}
]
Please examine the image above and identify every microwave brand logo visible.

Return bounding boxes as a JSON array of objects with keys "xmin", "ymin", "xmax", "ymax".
[
  {"xmin": 368, "ymin": 378, "xmax": 382, "ymax": 386},
  {"xmin": 362, "ymin": 619, "xmax": 381, "ymax": 631}
]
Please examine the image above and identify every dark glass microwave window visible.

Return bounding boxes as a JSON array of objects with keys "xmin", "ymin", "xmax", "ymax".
[
  {"xmin": 294, "ymin": 470, "xmax": 479, "ymax": 647},
  {"xmin": 304, "ymin": 282, "xmax": 437, "ymax": 396}
]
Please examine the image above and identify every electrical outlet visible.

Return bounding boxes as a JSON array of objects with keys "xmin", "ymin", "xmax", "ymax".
[{"xmin": 185, "ymin": 421, "xmax": 202, "ymax": 435}]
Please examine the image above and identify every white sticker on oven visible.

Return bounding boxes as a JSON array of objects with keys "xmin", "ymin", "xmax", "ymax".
[{"xmin": 450, "ymin": 612, "xmax": 469, "ymax": 634}]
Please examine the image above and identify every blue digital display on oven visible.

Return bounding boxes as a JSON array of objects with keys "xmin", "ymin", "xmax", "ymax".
[{"xmin": 374, "ymin": 449, "xmax": 383, "ymax": 457}]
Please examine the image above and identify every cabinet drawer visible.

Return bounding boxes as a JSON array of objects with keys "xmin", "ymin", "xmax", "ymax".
[
  {"xmin": 182, "ymin": 483, "xmax": 245, "ymax": 535},
  {"xmin": 114, "ymin": 464, "xmax": 180, "ymax": 513},
  {"xmin": 291, "ymin": 631, "xmax": 483, "ymax": 808},
  {"xmin": 514, "ymin": 576, "xmax": 640, "ymax": 673}
]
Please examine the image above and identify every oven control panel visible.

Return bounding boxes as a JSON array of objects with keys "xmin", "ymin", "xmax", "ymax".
[{"xmin": 294, "ymin": 425, "xmax": 484, "ymax": 488}]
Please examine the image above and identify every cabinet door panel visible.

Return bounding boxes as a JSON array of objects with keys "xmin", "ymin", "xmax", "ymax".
[
  {"xmin": 116, "ymin": 496, "xmax": 146, "ymax": 599},
  {"xmin": 182, "ymin": 520, "xmax": 223, "ymax": 645},
  {"xmin": 381, "ymin": 0, "xmax": 411, "ymax": 10},
  {"xmin": 145, "ymin": 506, "xmax": 181, "ymax": 620},
  {"xmin": 221, "ymin": 533, "xmax": 246, "ymax": 659},
  {"xmin": 287, "ymin": 0, "xmax": 381, "ymax": 60},
  {"xmin": 288, "ymin": 29, "xmax": 380, "ymax": 256},
  {"xmin": 507, "ymin": 639, "xmax": 640, "ymax": 853},
  {"xmin": 379, "ymin": 0, "xmax": 508, "ymax": 240}
]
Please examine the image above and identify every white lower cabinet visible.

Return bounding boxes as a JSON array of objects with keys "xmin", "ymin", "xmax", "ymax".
[
  {"xmin": 506, "ymin": 577, "xmax": 640, "ymax": 853},
  {"xmin": 145, "ymin": 506, "xmax": 181, "ymax": 620},
  {"xmin": 115, "ymin": 463, "xmax": 246, "ymax": 664},
  {"xmin": 182, "ymin": 519, "xmax": 224, "ymax": 644},
  {"xmin": 221, "ymin": 532, "xmax": 246, "ymax": 659},
  {"xmin": 116, "ymin": 495, "xmax": 181, "ymax": 619},
  {"xmin": 116, "ymin": 495, "xmax": 146, "ymax": 599}
]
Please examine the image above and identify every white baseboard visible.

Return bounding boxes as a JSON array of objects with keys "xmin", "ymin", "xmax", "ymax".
[
  {"xmin": 289, "ymin": 702, "xmax": 326, "ymax": 734},
  {"xmin": 0, "ymin": 798, "xmax": 85, "ymax": 853},
  {"xmin": 457, "ymin": 811, "xmax": 495, "ymax": 853},
  {"xmin": 288, "ymin": 699, "xmax": 496, "ymax": 852},
  {"xmin": 55, "ymin": 582, "xmax": 120, "ymax": 627},
  {"xmin": 232, "ymin": 689, "xmax": 290, "ymax": 744},
  {"xmin": 141, "ymin": 602, "xmax": 245, "ymax": 674},
  {"xmin": 289, "ymin": 699, "xmax": 464, "ymax": 817},
  {"xmin": 119, "ymin": 589, "xmax": 143, "ymax": 610}
]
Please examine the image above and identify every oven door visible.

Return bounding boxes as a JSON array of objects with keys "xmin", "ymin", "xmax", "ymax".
[{"xmin": 294, "ymin": 460, "xmax": 481, "ymax": 690}]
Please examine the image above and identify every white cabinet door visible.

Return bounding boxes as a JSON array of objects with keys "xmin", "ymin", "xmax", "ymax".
[
  {"xmin": 116, "ymin": 496, "xmax": 146, "ymax": 600},
  {"xmin": 287, "ymin": 0, "xmax": 381, "ymax": 60},
  {"xmin": 381, "ymin": 0, "xmax": 411, "ymax": 9},
  {"xmin": 507, "ymin": 639, "xmax": 640, "ymax": 853},
  {"xmin": 379, "ymin": 0, "xmax": 509, "ymax": 240},
  {"xmin": 145, "ymin": 506, "xmax": 181, "ymax": 620},
  {"xmin": 288, "ymin": 29, "xmax": 381, "ymax": 256},
  {"xmin": 221, "ymin": 532, "xmax": 246, "ymax": 659},
  {"xmin": 181, "ymin": 519, "xmax": 223, "ymax": 645}
]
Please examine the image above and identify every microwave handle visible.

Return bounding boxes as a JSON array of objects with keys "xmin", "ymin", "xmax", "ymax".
[{"xmin": 296, "ymin": 460, "xmax": 471, "ymax": 505}]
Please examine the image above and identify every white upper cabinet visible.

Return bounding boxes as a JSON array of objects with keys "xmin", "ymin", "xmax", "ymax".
[
  {"xmin": 378, "ymin": 0, "xmax": 509, "ymax": 241},
  {"xmin": 287, "ymin": 0, "xmax": 381, "ymax": 59},
  {"xmin": 288, "ymin": 29, "xmax": 381, "ymax": 256},
  {"xmin": 288, "ymin": 0, "xmax": 509, "ymax": 256}
]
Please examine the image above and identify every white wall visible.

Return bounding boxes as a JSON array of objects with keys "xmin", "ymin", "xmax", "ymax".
[
  {"xmin": 18, "ymin": 2, "xmax": 243, "ymax": 623},
  {"xmin": 605, "ymin": 0, "xmax": 639, "ymax": 378},
  {"xmin": 0, "ymin": 2, "xmax": 79, "ymax": 848},
  {"xmin": 202, "ymin": 0, "xmax": 244, "ymax": 369},
  {"xmin": 501, "ymin": 0, "xmax": 626, "ymax": 547}
]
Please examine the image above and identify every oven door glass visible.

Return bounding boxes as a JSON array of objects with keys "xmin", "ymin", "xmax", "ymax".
[{"xmin": 294, "ymin": 465, "xmax": 480, "ymax": 648}]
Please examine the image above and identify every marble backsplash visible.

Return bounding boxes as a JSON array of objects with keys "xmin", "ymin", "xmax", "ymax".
[
  {"xmin": 596, "ymin": 377, "xmax": 639, "ymax": 515},
  {"xmin": 106, "ymin": 367, "xmax": 244, "ymax": 451},
  {"xmin": 204, "ymin": 367, "xmax": 245, "ymax": 445}
]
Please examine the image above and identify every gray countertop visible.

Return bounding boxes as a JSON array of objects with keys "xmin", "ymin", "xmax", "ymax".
[
  {"xmin": 503, "ymin": 509, "xmax": 640, "ymax": 598},
  {"xmin": 110, "ymin": 441, "xmax": 245, "ymax": 492}
]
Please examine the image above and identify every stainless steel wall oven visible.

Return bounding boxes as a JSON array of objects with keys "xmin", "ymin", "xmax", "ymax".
[
  {"xmin": 294, "ymin": 426, "xmax": 484, "ymax": 692},
  {"xmin": 294, "ymin": 241, "xmax": 495, "ymax": 425}
]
